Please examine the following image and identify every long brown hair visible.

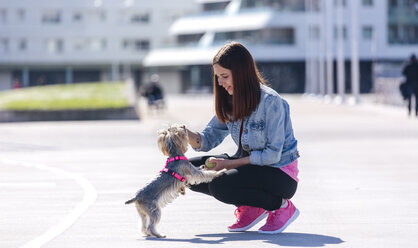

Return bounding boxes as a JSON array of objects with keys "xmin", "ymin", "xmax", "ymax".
[{"xmin": 213, "ymin": 41, "xmax": 266, "ymax": 123}]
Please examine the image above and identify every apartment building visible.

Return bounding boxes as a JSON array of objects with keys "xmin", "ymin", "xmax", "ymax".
[
  {"xmin": 0, "ymin": 0, "xmax": 196, "ymax": 91},
  {"xmin": 144, "ymin": 0, "xmax": 418, "ymax": 93},
  {"xmin": 0, "ymin": 0, "xmax": 417, "ymax": 94}
]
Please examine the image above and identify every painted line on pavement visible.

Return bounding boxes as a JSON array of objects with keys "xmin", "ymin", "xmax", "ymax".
[{"xmin": 1, "ymin": 159, "xmax": 97, "ymax": 248}]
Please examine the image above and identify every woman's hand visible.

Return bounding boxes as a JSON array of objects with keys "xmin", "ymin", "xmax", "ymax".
[
  {"xmin": 186, "ymin": 128, "xmax": 202, "ymax": 149},
  {"xmin": 205, "ymin": 158, "xmax": 229, "ymax": 171}
]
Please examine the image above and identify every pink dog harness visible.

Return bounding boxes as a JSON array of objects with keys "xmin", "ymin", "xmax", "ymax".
[{"xmin": 161, "ymin": 156, "xmax": 188, "ymax": 182}]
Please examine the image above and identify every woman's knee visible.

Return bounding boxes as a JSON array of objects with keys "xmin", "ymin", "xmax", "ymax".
[{"xmin": 207, "ymin": 175, "xmax": 235, "ymax": 203}]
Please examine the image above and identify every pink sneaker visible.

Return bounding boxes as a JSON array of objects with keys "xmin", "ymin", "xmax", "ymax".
[
  {"xmin": 258, "ymin": 200, "xmax": 299, "ymax": 234},
  {"xmin": 228, "ymin": 206, "xmax": 268, "ymax": 232}
]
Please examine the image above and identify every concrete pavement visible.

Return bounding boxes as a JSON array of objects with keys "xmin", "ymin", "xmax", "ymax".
[{"xmin": 0, "ymin": 94, "xmax": 417, "ymax": 248}]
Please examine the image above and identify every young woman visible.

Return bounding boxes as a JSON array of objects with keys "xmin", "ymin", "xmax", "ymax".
[{"xmin": 187, "ymin": 41, "xmax": 300, "ymax": 234}]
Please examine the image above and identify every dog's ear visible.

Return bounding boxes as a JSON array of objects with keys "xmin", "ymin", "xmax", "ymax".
[
  {"xmin": 172, "ymin": 125, "xmax": 188, "ymax": 153},
  {"xmin": 157, "ymin": 129, "xmax": 168, "ymax": 136},
  {"xmin": 157, "ymin": 129, "xmax": 169, "ymax": 156}
]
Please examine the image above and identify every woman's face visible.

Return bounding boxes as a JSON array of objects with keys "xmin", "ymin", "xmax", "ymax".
[{"xmin": 213, "ymin": 63, "xmax": 234, "ymax": 95}]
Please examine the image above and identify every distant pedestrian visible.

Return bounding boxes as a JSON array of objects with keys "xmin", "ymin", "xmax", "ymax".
[
  {"xmin": 13, "ymin": 78, "xmax": 22, "ymax": 89},
  {"xmin": 144, "ymin": 74, "xmax": 165, "ymax": 110},
  {"xmin": 402, "ymin": 54, "xmax": 418, "ymax": 116},
  {"xmin": 186, "ymin": 41, "xmax": 300, "ymax": 234}
]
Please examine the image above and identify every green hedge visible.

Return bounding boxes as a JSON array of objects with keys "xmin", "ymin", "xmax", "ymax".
[{"xmin": 0, "ymin": 82, "xmax": 132, "ymax": 111}]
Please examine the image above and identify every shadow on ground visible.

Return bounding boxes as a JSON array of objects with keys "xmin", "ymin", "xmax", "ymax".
[{"xmin": 145, "ymin": 232, "xmax": 344, "ymax": 246}]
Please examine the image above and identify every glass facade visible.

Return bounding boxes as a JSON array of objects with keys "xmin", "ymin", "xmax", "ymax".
[
  {"xmin": 213, "ymin": 28, "xmax": 295, "ymax": 45},
  {"xmin": 41, "ymin": 10, "xmax": 61, "ymax": 24},
  {"xmin": 241, "ymin": 0, "xmax": 319, "ymax": 11},
  {"xmin": 388, "ymin": 0, "xmax": 418, "ymax": 44}
]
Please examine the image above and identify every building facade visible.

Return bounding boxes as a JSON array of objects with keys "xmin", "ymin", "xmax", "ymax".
[
  {"xmin": 0, "ymin": 0, "xmax": 417, "ymax": 94},
  {"xmin": 144, "ymin": 0, "xmax": 418, "ymax": 94},
  {"xmin": 0, "ymin": 0, "xmax": 196, "ymax": 91}
]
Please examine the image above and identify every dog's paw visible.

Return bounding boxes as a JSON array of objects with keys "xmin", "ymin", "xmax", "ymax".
[{"xmin": 216, "ymin": 168, "xmax": 227, "ymax": 175}]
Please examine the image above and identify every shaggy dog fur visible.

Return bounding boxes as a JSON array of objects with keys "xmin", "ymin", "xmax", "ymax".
[{"xmin": 125, "ymin": 124, "xmax": 226, "ymax": 238}]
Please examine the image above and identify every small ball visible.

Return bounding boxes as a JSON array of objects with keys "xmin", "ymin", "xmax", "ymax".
[{"xmin": 205, "ymin": 157, "xmax": 217, "ymax": 168}]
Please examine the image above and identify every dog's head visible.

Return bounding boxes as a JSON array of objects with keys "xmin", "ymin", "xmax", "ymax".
[{"xmin": 157, "ymin": 124, "xmax": 189, "ymax": 156}]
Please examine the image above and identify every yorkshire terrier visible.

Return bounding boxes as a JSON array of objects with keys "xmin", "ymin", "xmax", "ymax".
[{"xmin": 125, "ymin": 124, "xmax": 226, "ymax": 238}]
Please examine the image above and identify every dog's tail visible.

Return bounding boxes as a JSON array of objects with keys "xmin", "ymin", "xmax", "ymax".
[{"xmin": 125, "ymin": 197, "xmax": 136, "ymax": 205}]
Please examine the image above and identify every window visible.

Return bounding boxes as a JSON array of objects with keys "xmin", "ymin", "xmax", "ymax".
[
  {"xmin": 122, "ymin": 39, "xmax": 150, "ymax": 51},
  {"xmin": 0, "ymin": 38, "xmax": 9, "ymax": 53},
  {"xmin": 241, "ymin": 0, "xmax": 308, "ymax": 11},
  {"xmin": 334, "ymin": 26, "xmax": 348, "ymax": 40},
  {"xmin": 73, "ymin": 12, "xmax": 83, "ymax": 22},
  {"xmin": 135, "ymin": 40, "xmax": 149, "ymax": 50},
  {"xmin": 362, "ymin": 0, "xmax": 373, "ymax": 6},
  {"xmin": 362, "ymin": 26, "xmax": 373, "ymax": 40},
  {"xmin": 90, "ymin": 39, "xmax": 106, "ymax": 51},
  {"xmin": 74, "ymin": 10, "xmax": 106, "ymax": 23},
  {"xmin": 17, "ymin": 9, "xmax": 25, "ymax": 22},
  {"xmin": 74, "ymin": 38, "xmax": 87, "ymax": 51},
  {"xmin": 74, "ymin": 38, "xmax": 106, "ymax": 51},
  {"xmin": 42, "ymin": 10, "xmax": 61, "ymax": 24},
  {"xmin": 177, "ymin": 33, "xmax": 204, "ymax": 45},
  {"xmin": 19, "ymin": 39, "xmax": 27, "ymax": 51},
  {"xmin": 47, "ymin": 39, "xmax": 63, "ymax": 53},
  {"xmin": 0, "ymin": 9, "xmax": 7, "ymax": 24},
  {"xmin": 309, "ymin": 26, "xmax": 320, "ymax": 40},
  {"xmin": 242, "ymin": 30, "xmax": 258, "ymax": 43},
  {"xmin": 389, "ymin": 0, "xmax": 418, "ymax": 9},
  {"xmin": 213, "ymin": 28, "xmax": 294, "ymax": 45},
  {"xmin": 203, "ymin": 1, "xmax": 230, "ymax": 12},
  {"xmin": 241, "ymin": 0, "xmax": 257, "ymax": 8},
  {"xmin": 268, "ymin": 28, "xmax": 295, "ymax": 44},
  {"xmin": 388, "ymin": 0, "xmax": 397, "ymax": 8},
  {"xmin": 388, "ymin": 24, "xmax": 418, "ymax": 44},
  {"xmin": 130, "ymin": 12, "xmax": 150, "ymax": 23},
  {"xmin": 334, "ymin": 0, "xmax": 346, "ymax": 6},
  {"xmin": 120, "ymin": 9, "xmax": 149, "ymax": 24}
]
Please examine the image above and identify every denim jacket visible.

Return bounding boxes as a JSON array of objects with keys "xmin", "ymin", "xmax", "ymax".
[{"xmin": 195, "ymin": 84, "xmax": 299, "ymax": 168}]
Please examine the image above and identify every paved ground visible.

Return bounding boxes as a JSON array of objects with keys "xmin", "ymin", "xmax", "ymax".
[{"xmin": 1, "ymin": 94, "xmax": 417, "ymax": 248}]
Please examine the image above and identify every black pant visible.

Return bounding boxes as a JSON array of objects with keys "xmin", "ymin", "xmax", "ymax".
[
  {"xmin": 189, "ymin": 154, "xmax": 298, "ymax": 211},
  {"xmin": 407, "ymin": 88, "xmax": 418, "ymax": 116}
]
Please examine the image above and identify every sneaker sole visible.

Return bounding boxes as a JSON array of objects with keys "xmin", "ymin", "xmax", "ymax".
[
  {"xmin": 228, "ymin": 211, "xmax": 269, "ymax": 232},
  {"xmin": 258, "ymin": 208, "xmax": 300, "ymax": 234}
]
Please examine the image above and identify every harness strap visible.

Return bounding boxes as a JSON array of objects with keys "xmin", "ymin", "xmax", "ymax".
[
  {"xmin": 161, "ymin": 156, "xmax": 188, "ymax": 182},
  {"xmin": 161, "ymin": 168, "xmax": 186, "ymax": 182},
  {"xmin": 164, "ymin": 156, "xmax": 188, "ymax": 167}
]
